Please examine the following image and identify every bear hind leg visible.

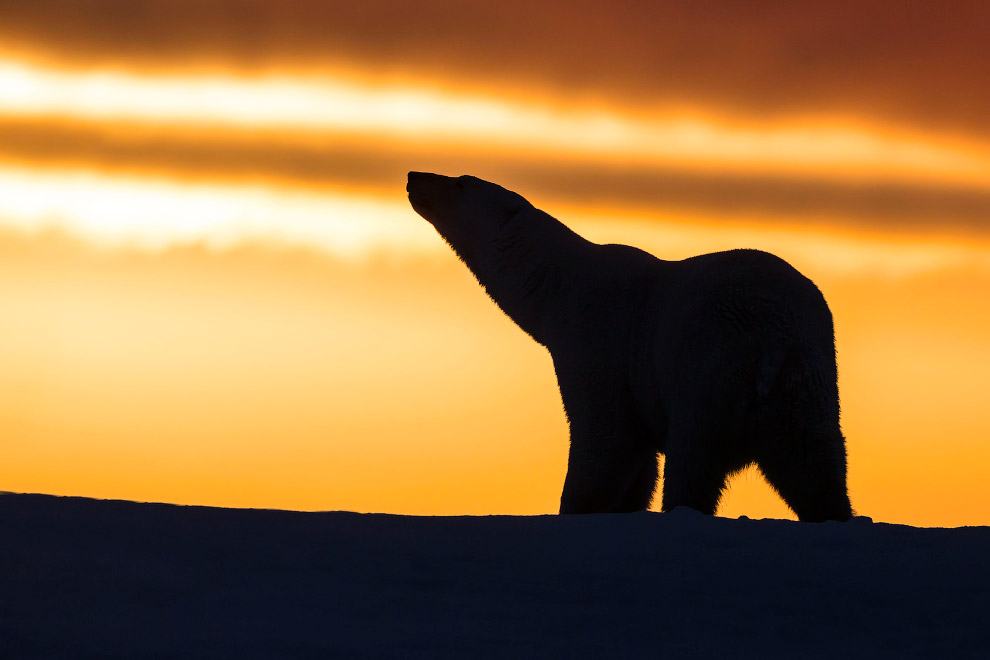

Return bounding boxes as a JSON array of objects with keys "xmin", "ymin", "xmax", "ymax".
[{"xmin": 755, "ymin": 427, "xmax": 852, "ymax": 522}]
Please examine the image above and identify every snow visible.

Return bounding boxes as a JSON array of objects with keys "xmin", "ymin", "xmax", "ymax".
[{"xmin": 1, "ymin": 493, "xmax": 987, "ymax": 658}]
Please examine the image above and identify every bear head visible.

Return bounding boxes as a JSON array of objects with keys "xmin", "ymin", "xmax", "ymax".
[{"xmin": 407, "ymin": 172, "xmax": 530, "ymax": 273}]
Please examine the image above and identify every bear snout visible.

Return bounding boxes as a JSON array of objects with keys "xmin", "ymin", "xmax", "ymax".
[
  {"xmin": 407, "ymin": 171, "xmax": 452, "ymax": 193},
  {"xmin": 406, "ymin": 171, "xmax": 428, "ymax": 193},
  {"xmin": 408, "ymin": 172, "xmax": 463, "ymax": 217}
]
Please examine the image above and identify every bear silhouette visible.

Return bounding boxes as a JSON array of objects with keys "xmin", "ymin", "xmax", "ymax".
[{"xmin": 407, "ymin": 172, "xmax": 852, "ymax": 522}]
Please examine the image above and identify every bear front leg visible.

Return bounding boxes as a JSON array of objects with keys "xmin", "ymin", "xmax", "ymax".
[
  {"xmin": 660, "ymin": 448, "xmax": 731, "ymax": 515},
  {"xmin": 660, "ymin": 415, "xmax": 738, "ymax": 515},
  {"xmin": 559, "ymin": 432, "xmax": 658, "ymax": 514}
]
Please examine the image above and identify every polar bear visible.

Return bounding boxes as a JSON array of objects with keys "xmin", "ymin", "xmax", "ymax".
[{"xmin": 407, "ymin": 172, "xmax": 852, "ymax": 522}]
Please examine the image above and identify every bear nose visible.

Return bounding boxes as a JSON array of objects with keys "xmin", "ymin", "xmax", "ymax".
[
  {"xmin": 407, "ymin": 171, "xmax": 452, "ymax": 193},
  {"xmin": 407, "ymin": 171, "xmax": 431, "ymax": 192}
]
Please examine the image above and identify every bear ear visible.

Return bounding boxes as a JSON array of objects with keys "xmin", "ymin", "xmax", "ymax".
[{"xmin": 455, "ymin": 174, "xmax": 487, "ymax": 190}]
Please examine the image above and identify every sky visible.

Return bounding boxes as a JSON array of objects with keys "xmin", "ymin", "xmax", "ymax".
[{"xmin": 1, "ymin": 1, "xmax": 989, "ymax": 525}]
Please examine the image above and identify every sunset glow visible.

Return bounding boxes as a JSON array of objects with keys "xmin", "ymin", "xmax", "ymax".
[
  {"xmin": 3, "ymin": 57, "xmax": 990, "ymax": 185},
  {"xmin": 3, "ymin": 164, "xmax": 989, "ymax": 281},
  {"xmin": 3, "ymin": 2, "xmax": 990, "ymax": 527},
  {"xmin": 0, "ymin": 165, "xmax": 435, "ymax": 258}
]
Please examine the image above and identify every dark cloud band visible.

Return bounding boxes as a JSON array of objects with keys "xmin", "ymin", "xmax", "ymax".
[
  {"xmin": 2, "ymin": 117, "xmax": 988, "ymax": 238},
  {"xmin": 1, "ymin": 0, "xmax": 989, "ymax": 136}
]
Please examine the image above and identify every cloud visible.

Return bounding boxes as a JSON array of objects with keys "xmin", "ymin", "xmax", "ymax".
[
  {"xmin": 3, "ymin": 117, "xmax": 990, "ymax": 239},
  {"xmin": 1, "ymin": 0, "xmax": 989, "ymax": 135},
  {"xmin": 3, "ymin": 2, "xmax": 989, "ymax": 240}
]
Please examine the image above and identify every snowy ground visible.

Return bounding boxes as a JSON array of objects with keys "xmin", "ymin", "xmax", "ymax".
[{"xmin": 1, "ymin": 494, "xmax": 987, "ymax": 659}]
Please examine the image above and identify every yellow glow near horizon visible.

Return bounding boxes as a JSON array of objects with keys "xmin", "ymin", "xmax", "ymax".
[
  {"xmin": 3, "ymin": 57, "xmax": 990, "ymax": 186},
  {"xmin": 4, "ymin": 226, "xmax": 990, "ymax": 525}
]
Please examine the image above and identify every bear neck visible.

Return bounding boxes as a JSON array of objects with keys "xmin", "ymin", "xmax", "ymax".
[{"xmin": 471, "ymin": 207, "xmax": 593, "ymax": 347}]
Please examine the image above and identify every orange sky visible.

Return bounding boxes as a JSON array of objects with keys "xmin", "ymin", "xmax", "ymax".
[{"xmin": 2, "ymin": 1, "xmax": 989, "ymax": 526}]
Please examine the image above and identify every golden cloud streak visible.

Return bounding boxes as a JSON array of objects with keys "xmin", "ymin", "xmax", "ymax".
[
  {"xmin": 0, "ymin": 165, "xmax": 436, "ymax": 258},
  {"xmin": 2, "ymin": 163, "xmax": 989, "ymax": 280},
  {"xmin": 3, "ymin": 57, "xmax": 990, "ymax": 187}
]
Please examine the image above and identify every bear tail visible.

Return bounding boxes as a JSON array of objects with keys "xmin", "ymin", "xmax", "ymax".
[{"xmin": 756, "ymin": 336, "xmax": 790, "ymax": 401}]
